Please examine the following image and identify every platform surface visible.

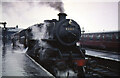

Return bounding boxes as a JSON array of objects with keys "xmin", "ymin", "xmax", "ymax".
[
  {"xmin": 1, "ymin": 44, "xmax": 53, "ymax": 77},
  {"xmin": 85, "ymin": 49, "xmax": 120, "ymax": 62}
]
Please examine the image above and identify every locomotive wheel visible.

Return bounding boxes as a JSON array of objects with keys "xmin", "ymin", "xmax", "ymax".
[
  {"xmin": 53, "ymin": 68, "xmax": 79, "ymax": 78},
  {"xmin": 77, "ymin": 67, "xmax": 85, "ymax": 78}
]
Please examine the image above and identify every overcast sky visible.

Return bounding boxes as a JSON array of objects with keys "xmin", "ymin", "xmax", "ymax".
[{"xmin": 0, "ymin": 0, "xmax": 119, "ymax": 32}]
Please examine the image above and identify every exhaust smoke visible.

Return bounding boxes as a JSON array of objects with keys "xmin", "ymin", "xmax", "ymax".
[{"xmin": 40, "ymin": 1, "xmax": 64, "ymax": 13}]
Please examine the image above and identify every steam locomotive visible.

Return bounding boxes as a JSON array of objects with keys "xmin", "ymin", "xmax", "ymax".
[{"xmin": 12, "ymin": 13, "xmax": 86, "ymax": 77}]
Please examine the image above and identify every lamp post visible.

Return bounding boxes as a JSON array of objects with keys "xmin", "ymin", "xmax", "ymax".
[
  {"xmin": 0, "ymin": 22, "xmax": 7, "ymax": 28},
  {"xmin": 81, "ymin": 27, "xmax": 85, "ymax": 48},
  {"xmin": 81, "ymin": 27, "xmax": 85, "ymax": 34},
  {"xmin": 0, "ymin": 22, "xmax": 7, "ymax": 46}
]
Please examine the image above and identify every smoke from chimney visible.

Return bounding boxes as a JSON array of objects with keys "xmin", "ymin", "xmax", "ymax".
[
  {"xmin": 2, "ymin": 0, "xmax": 65, "ymax": 28},
  {"xmin": 40, "ymin": 1, "xmax": 64, "ymax": 13}
]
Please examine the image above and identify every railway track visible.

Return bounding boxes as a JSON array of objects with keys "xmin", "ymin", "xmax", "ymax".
[
  {"xmin": 86, "ymin": 64, "xmax": 119, "ymax": 77},
  {"xmin": 85, "ymin": 55, "xmax": 120, "ymax": 77}
]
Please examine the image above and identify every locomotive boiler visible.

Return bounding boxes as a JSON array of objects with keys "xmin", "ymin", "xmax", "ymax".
[{"xmin": 13, "ymin": 13, "xmax": 86, "ymax": 77}]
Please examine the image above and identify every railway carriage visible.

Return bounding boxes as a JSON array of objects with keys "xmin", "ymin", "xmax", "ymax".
[{"xmin": 80, "ymin": 31, "xmax": 120, "ymax": 52}]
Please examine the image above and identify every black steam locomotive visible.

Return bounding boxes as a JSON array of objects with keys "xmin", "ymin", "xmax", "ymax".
[{"xmin": 12, "ymin": 13, "xmax": 86, "ymax": 77}]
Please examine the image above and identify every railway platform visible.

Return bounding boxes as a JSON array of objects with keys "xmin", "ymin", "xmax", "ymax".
[
  {"xmin": 1, "ymin": 44, "xmax": 54, "ymax": 78},
  {"xmin": 85, "ymin": 49, "xmax": 120, "ymax": 62}
]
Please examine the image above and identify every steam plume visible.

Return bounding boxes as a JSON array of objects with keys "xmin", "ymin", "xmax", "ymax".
[
  {"xmin": 2, "ymin": 0, "xmax": 65, "ymax": 28},
  {"xmin": 40, "ymin": 1, "xmax": 64, "ymax": 13},
  {"xmin": 31, "ymin": 24, "xmax": 46, "ymax": 42}
]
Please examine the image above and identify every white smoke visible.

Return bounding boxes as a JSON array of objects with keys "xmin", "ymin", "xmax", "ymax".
[
  {"xmin": 12, "ymin": 23, "xmax": 48, "ymax": 52},
  {"xmin": 13, "ymin": 47, "xmax": 28, "ymax": 53},
  {"xmin": 12, "ymin": 40, "xmax": 28, "ymax": 53},
  {"xmin": 40, "ymin": 1, "xmax": 64, "ymax": 13},
  {"xmin": 2, "ymin": 1, "xmax": 64, "ymax": 28},
  {"xmin": 31, "ymin": 23, "xmax": 48, "ymax": 44}
]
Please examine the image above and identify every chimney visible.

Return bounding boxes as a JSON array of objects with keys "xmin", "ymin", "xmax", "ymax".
[{"xmin": 58, "ymin": 13, "xmax": 67, "ymax": 21}]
